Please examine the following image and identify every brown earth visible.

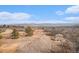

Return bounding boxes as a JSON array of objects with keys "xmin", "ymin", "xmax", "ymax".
[
  {"xmin": 0, "ymin": 29, "xmax": 51, "ymax": 53},
  {"xmin": 0, "ymin": 29, "xmax": 75, "ymax": 53}
]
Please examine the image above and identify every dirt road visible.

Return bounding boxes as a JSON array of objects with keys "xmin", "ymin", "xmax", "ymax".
[{"xmin": 0, "ymin": 29, "xmax": 52, "ymax": 53}]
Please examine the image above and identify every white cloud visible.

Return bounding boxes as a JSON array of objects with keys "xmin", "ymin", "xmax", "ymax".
[
  {"xmin": 65, "ymin": 5, "xmax": 79, "ymax": 14},
  {"xmin": 0, "ymin": 11, "xmax": 32, "ymax": 20},
  {"xmin": 65, "ymin": 16, "xmax": 79, "ymax": 22},
  {"xmin": 63, "ymin": 6, "xmax": 79, "ymax": 23},
  {"xmin": 65, "ymin": 16, "xmax": 79, "ymax": 20},
  {"xmin": 56, "ymin": 6, "xmax": 79, "ymax": 15},
  {"xmin": 56, "ymin": 11, "xmax": 64, "ymax": 15}
]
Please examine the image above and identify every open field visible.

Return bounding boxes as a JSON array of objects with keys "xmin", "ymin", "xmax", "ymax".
[{"xmin": 0, "ymin": 24, "xmax": 79, "ymax": 53}]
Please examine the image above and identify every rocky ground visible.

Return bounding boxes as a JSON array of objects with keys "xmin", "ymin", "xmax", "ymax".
[{"xmin": 0, "ymin": 29, "xmax": 75, "ymax": 53}]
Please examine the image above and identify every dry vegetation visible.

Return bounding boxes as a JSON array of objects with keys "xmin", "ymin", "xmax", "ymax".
[{"xmin": 0, "ymin": 25, "xmax": 79, "ymax": 53}]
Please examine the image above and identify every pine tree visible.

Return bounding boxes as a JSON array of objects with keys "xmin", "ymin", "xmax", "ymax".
[
  {"xmin": 0, "ymin": 29, "xmax": 2, "ymax": 33},
  {"xmin": 25, "ymin": 26, "xmax": 33, "ymax": 36},
  {"xmin": 11, "ymin": 29, "xmax": 19, "ymax": 39},
  {"xmin": 0, "ymin": 29, "xmax": 2, "ymax": 39},
  {"xmin": 0, "ymin": 33, "xmax": 2, "ymax": 39}
]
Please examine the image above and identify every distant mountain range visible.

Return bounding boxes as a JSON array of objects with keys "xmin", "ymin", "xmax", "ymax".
[
  {"xmin": 15, "ymin": 23, "xmax": 79, "ymax": 26},
  {"xmin": 0, "ymin": 23, "xmax": 79, "ymax": 27}
]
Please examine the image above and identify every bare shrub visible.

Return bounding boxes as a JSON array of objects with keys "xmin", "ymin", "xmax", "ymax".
[{"xmin": 51, "ymin": 34, "xmax": 75, "ymax": 53}]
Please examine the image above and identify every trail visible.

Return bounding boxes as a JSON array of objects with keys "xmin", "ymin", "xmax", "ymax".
[{"xmin": 0, "ymin": 29, "xmax": 51, "ymax": 53}]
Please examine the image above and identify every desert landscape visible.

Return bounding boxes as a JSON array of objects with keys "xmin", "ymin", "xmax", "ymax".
[
  {"xmin": 0, "ymin": 24, "xmax": 79, "ymax": 53},
  {"xmin": 0, "ymin": 5, "xmax": 79, "ymax": 53}
]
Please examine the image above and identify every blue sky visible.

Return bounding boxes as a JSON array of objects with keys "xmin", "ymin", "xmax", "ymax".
[{"xmin": 0, "ymin": 5, "xmax": 79, "ymax": 24}]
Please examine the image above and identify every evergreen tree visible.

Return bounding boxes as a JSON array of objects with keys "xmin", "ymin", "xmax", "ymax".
[
  {"xmin": 11, "ymin": 29, "xmax": 19, "ymax": 39},
  {"xmin": 25, "ymin": 26, "xmax": 33, "ymax": 36},
  {"xmin": 0, "ymin": 34, "xmax": 2, "ymax": 39},
  {"xmin": 0, "ymin": 29, "xmax": 2, "ymax": 39}
]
